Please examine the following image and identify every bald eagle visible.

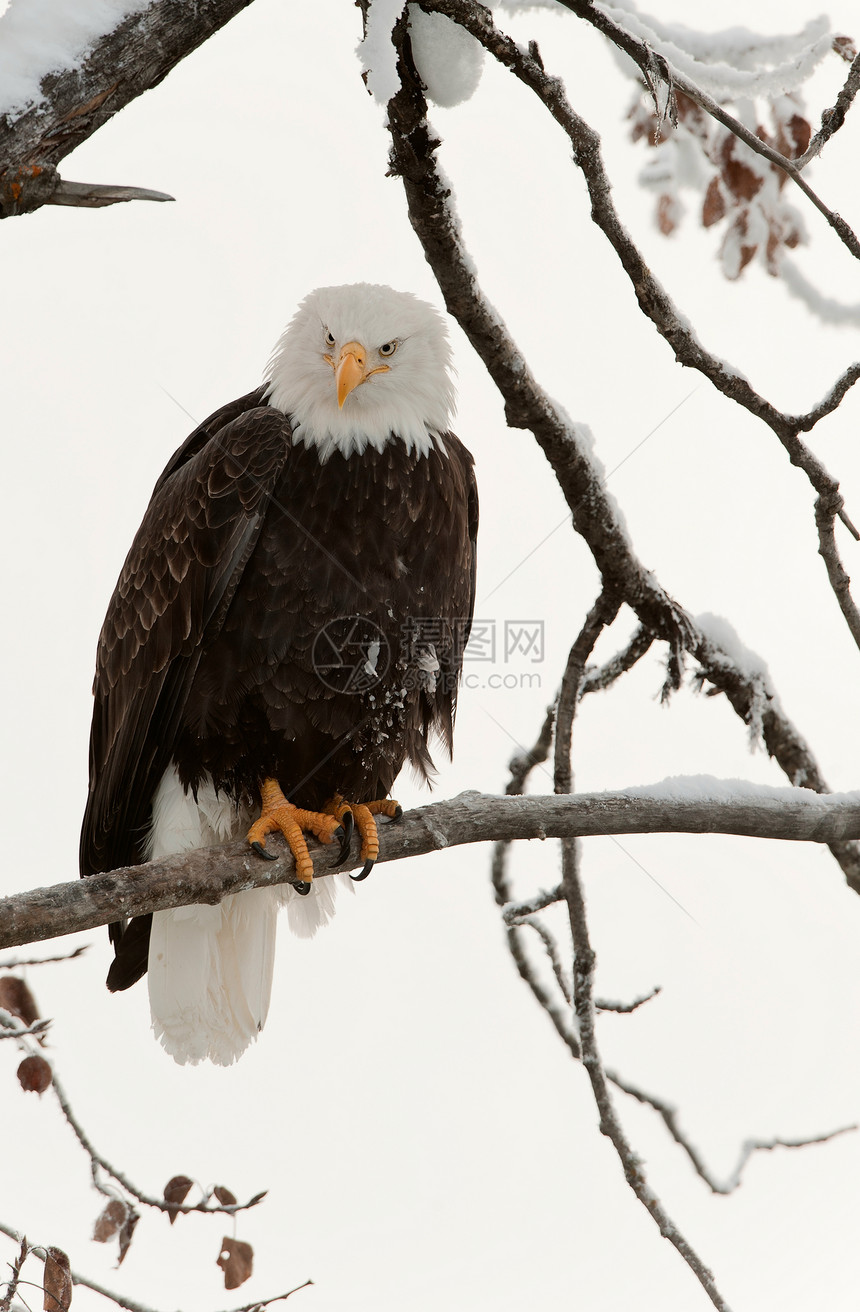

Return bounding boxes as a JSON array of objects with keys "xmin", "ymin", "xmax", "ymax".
[{"xmin": 80, "ymin": 284, "xmax": 478, "ymax": 1065}]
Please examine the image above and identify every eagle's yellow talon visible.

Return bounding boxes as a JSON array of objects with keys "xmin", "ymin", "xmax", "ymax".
[{"xmin": 247, "ymin": 779, "xmax": 347, "ymax": 885}]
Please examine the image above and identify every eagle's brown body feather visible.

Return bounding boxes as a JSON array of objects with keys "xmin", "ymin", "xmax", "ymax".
[{"xmin": 80, "ymin": 386, "xmax": 478, "ymax": 991}]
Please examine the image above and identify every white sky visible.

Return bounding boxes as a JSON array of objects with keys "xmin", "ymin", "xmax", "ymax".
[{"xmin": 2, "ymin": 3, "xmax": 860, "ymax": 1310}]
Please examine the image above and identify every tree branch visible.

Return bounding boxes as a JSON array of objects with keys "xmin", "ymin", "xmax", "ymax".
[
  {"xmin": 0, "ymin": 1223, "xmax": 312, "ymax": 1312},
  {"xmin": 607, "ymin": 1067, "xmax": 857, "ymax": 1195},
  {"xmin": 552, "ymin": 596, "xmax": 730, "ymax": 1306},
  {"xmin": 385, "ymin": 3, "xmax": 860, "ymax": 890},
  {"xmin": 557, "ymin": 0, "xmax": 860, "ymax": 259},
  {"xmin": 5, "ymin": 786, "xmax": 860, "ymax": 951},
  {"xmin": 0, "ymin": 0, "xmax": 255, "ymax": 217}
]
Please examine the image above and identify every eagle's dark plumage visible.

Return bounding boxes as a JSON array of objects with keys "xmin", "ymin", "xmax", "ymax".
[{"xmin": 80, "ymin": 284, "xmax": 477, "ymax": 1065}]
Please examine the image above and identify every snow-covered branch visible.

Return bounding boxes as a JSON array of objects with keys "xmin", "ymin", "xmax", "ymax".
[
  {"xmin": 383, "ymin": 7, "xmax": 860, "ymax": 892},
  {"xmin": 0, "ymin": 0, "xmax": 254, "ymax": 217},
  {"xmin": 557, "ymin": 0, "xmax": 860, "ymax": 260},
  {"xmin": 4, "ymin": 785, "xmax": 860, "ymax": 952}
]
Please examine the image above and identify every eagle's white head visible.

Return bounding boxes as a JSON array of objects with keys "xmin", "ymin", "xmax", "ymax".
[{"xmin": 265, "ymin": 283, "xmax": 457, "ymax": 462}]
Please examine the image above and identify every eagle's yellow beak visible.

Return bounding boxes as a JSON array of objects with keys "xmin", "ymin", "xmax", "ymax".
[
  {"xmin": 335, "ymin": 342, "xmax": 366, "ymax": 408},
  {"xmin": 332, "ymin": 340, "xmax": 391, "ymax": 408}
]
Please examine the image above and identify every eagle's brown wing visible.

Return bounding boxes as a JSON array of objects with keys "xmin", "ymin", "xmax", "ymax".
[
  {"xmin": 426, "ymin": 431, "xmax": 478, "ymax": 759},
  {"xmin": 80, "ymin": 389, "xmax": 289, "ymax": 885}
]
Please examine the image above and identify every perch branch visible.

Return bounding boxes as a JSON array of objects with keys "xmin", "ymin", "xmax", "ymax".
[{"xmin": 4, "ymin": 787, "xmax": 860, "ymax": 950}]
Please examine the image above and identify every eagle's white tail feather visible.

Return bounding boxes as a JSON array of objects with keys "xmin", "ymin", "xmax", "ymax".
[{"xmin": 145, "ymin": 765, "xmax": 342, "ymax": 1066}]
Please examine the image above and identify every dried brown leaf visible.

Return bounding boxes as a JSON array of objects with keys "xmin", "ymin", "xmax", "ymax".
[
  {"xmin": 0, "ymin": 976, "xmax": 40, "ymax": 1026},
  {"xmin": 92, "ymin": 1198, "xmax": 128, "ymax": 1243},
  {"xmin": 164, "ymin": 1174, "xmax": 194, "ymax": 1224},
  {"xmin": 117, "ymin": 1210, "xmax": 139, "ymax": 1266},
  {"xmin": 785, "ymin": 114, "xmax": 812, "ymax": 159},
  {"xmin": 656, "ymin": 193, "xmax": 677, "ymax": 236},
  {"xmin": 719, "ymin": 136, "xmax": 763, "ymax": 202},
  {"xmin": 833, "ymin": 34, "xmax": 857, "ymax": 62},
  {"xmin": 43, "ymin": 1247, "xmax": 72, "ymax": 1312},
  {"xmin": 18, "ymin": 1054, "xmax": 52, "ymax": 1095},
  {"xmin": 213, "ymin": 1185, "xmax": 237, "ymax": 1207},
  {"xmin": 702, "ymin": 176, "xmax": 725, "ymax": 228},
  {"xmin": 217, "ymin": 1237, "xmax": 254, "ymax": 1290}
]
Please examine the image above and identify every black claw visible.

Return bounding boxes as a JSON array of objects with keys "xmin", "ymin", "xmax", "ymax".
[
  {"xmin": 294, "ymin": 879, "xmax": 312, "ymax": 896},
  {"xmin": 251, "ymin": 840, "xmax": 278, "ymax": 862},
  {"xmin": 332, "ymin": 810, "xmax": 355, "ymax": 867},
  {"xmin": 350, "ymin": 858, "xmax": 375, "ymax": 883},
  {"xmin": 392, "ymin": 804, "xmax": 403, "ymax": 822}
]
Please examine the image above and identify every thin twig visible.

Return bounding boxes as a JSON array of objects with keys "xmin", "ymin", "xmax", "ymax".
[
  {"xmin": 0, "ymin": 1234, "xmax": 28, "ymax": 1312},
  {"xmin": 553, "ymin": 592, "xmax": 619, "ymax": 795},
  {"xmin": 556, "ymin": 0, "xmax": 860, "ymax": 259},
  {"xmin": 607, "ymin": 1067, "xmax": 857, "ymax": 1193},
  {"xmin": 387, "ymin": 2, "xmax": 860, "ymax": 893},
  {"xmin": 415, "ymin": 0, "xmax": 860, "ymax": 650},
  {"xmin": 51, "ymin": 1063, "xmax": 266, "ymax": 1215},
  {"xmin": 502, "ymin": 886, "xmax": 564, "ymax": 922},
  {"xmin": 0, "ymin": 1010, "xmax": 51, "ymax": 1040},
  {"xmin": 517, "ymin": 916, "xmax": 572, "ymax": 1005},
  {"xmin": 562, "ymin": 837, "xmax": 729, "ymax": 1310},
  {"xmin": 0, "ymin": 1008, "xmax": 266, "ymax": 1220},
  {"xmin": 506, "ymin": 704, "xmax": 555, "ymax": 794},
  {"xmin": 790, "ymin": 48, "xmax": 860, "ymax": 168},
  {"xmin": 596, "ymin": 987, "xmax": 661, "ymax": 1014},
  {"xmin": 0, "ymin": 1224, "xmax": 311, "ymax": 1312},
  {"xmin": 0, "ymin": 945, "xmax": 89, "ymax": 970},
  {"xmin": 580, "ymin": 625, "xmax": 653, "ymax": 696},
  {"xmin": 544, "ymin": 591, "xmax": 732, "ymax": 1305}
]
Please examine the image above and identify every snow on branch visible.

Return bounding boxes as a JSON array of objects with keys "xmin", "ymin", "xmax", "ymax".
[
  {"xmin": 383, "ymin": 4, "xmax": 860, "ymax": 892},
  {"xmin": 4, "ymin": 785, "xmax": 860, "ymax": 952},
  {"xmin": 559, "ymin": 0, "xmax": 860, "ymax": 264},
  {"xmin": 0, "ymin": 0, "xmax": 255, "ymax": 217}
]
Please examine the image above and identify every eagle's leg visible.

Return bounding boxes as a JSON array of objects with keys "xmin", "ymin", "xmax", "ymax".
[
  {"xmin": 247, "ymin": 778, "xmax": 352, "ymax": 895},
  {"xmin": 324, "ymin": 795, "xmax": 403, "ymax": 882}
]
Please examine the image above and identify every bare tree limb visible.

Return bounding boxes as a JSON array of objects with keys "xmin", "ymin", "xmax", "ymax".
[
  {"xmin": 412, "ymin": 2, "xmax": 860, "ymax": 642},
  {"xmin": 0, "ymin": 0, "xmax": 255, "ymax": 217},
  {"xmin": 554, "ymin": 591, "xmax": 619, "ymax": 794},
  {"xmin": 551, "ymin": 595, "xmax": 731, "ymax": 1306},
  {"xmin": 0, "ymin": 1232, "xmax": 28, "ymax": 1312},
  {"xmin": 4, "ymin": 786, "xmax": 860, "ymax": 951},
  {"xmin": 384, "ymin": 4, "xmax": 860, "ymax": 891},
  {"xmin": 563, "ymin": 837, "xmax": 730, "ymax": 1309},
  {"xmin": 606, "ymin": 1067, "xmax": 857, "ymax": 1194},
  {"xmin": 797, "ymin": 47, "xmax": 860, "ymax": 166}
]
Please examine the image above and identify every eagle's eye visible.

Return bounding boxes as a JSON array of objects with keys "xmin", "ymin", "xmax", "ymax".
[
  {"xmin": 378, "ymin": 340, "xmax": 397, "ymax": 358},
  {"xmin": 324, "ymin": 329, "xmax": 336, "ymax": 348}
]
